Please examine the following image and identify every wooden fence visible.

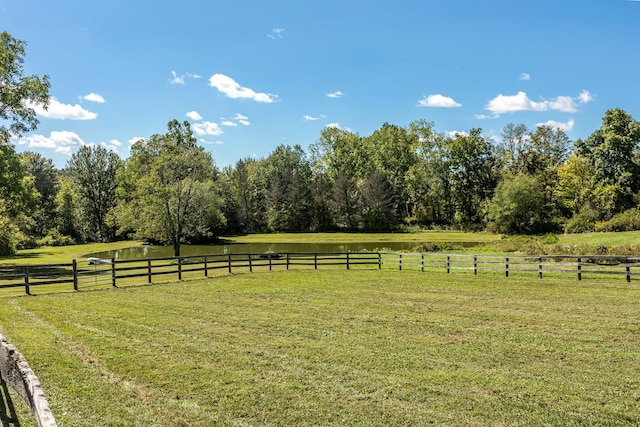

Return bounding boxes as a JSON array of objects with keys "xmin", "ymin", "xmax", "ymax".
[{"xmin": 1, "ymin": 252, "xmax": 639, "ymax": 295}]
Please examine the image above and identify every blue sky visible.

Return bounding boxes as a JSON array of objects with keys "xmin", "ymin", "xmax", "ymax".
[{"xmin": 4, "ymin": 0, "xmax": 639, "ymax": 169}]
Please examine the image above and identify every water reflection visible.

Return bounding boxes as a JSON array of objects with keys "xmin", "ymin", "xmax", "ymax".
[{"xmin": 87, "ymin": 241, "xmax": 481, "ymax": 260}]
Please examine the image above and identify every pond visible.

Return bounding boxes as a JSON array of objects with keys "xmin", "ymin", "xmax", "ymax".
[{"xmin": 87, "ymin": 241, "xmax": 481, "ymax": 260}]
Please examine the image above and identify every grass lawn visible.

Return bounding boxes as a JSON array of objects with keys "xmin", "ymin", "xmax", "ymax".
[
  {"xmin": 1, "ymin": 270, "xmax": 638, "ymax": 426},
  {"xmin": 0, "ymin": 241, "xmax": 144, "ymax": 266}
]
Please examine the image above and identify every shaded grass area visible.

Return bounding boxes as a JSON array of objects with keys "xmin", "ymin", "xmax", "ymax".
[
  {"xmin": 0, "ymin": 241, "xmax": 144, "ymax": 266},
  {"xmin": 224, "ymin": 231, "xmax": 503, "ymax": 244},
  {"xmin": 0, "ymin": 270, "xmax": 639, "ymax": 426}
]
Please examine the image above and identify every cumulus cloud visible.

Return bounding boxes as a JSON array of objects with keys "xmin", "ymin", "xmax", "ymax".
[
  {"xmin": 82, "ymin": 92, "xmax": 105, "ymax": 103},
  {"xmin": 209, "ymin": 74, "xmax": 277, "ymax": 103},
  {"xmin": 129, "ymin": 136, "xmax": 145, "ymax": 145},
  {"xmin": 326, "ymin": 91, "xmax": 343, "ymax": 99},
  {"xmin": 186, "ymin": 111, "xmax": 202, "ymax": 120},
  {"xmin": 16, "ymin": 130, "xmax": 85, "ymax": 155},
  {"xmin": 304, "ymin": 115, "xmax": 321, "ymax": 121},
  {"xmin": 536, "ymin": 119, "xmax": 575, "ymax": 132},
  {"xmin": 579, "ymin": 90, "xmax": 593, "ymax": 104},
  {"xmin": 221, "ymin": 120, "xmax": 237, "ymax": 127},
  {"xmin": 267, "ymin": 28, "xmax": 285, "ymax": 39},
  {"xmin": 192, "ymin": 121, "xmax": 223, "ymax": 136},
  {"xmin": 418, "ymin": 94, "xmax": 461, "ymax": 108},
  {"xmin": 519, "ymin": 73, "xmax": 531, "ymax": 81},
  {"xmin": 325, "ymin": 122, "xmax": 341, "ymax": 129},
  {"xmin": 484, "ymin": 91, "xmax": 592, "ymax": 116},
  {"xmin": 27, "ymin": 97, "xmax": 97, "ymax": 120}
]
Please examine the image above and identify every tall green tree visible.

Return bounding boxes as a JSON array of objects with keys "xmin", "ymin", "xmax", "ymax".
[
  {"xmin": 488, "ymin": 173, "xmax": 547, "ymax": 234},
  {"xmin": 115, "ymin": 120, "xmax": 224, "ymax": 256},
  {"xmin": 575, "ymin": 108, "xmax": 640, "ymax": 218},
  {"xmin": 20, "ymin": 151, "xmax": 60, "ymax": 237},
  {"xmin": 0, "ymin": 32, "xmax": 50, "ymax": 143},
  {"xmin": 446, "ymin": 129, "xmax": 497, "ymax": 227},
  {"xmin": 66, "ymin": 145, "xmax": 121, "ymax": 241}
]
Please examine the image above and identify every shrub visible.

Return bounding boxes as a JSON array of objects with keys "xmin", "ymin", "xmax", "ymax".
[
  {"xmin": 595, "ymin": 208, "xmax": 640, "ymax": 232},
  {"xmin": 564, "ymin": 211, "xmax": 598, "ymax": 234},
  {"xmin": 37, "ymin": 229, "xmax": 76, "ymax": 247}
]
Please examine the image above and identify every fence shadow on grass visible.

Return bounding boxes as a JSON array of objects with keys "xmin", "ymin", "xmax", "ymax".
[{"xmin": 0, "ymin": 378, "xmax": 20, "ymax": 427}]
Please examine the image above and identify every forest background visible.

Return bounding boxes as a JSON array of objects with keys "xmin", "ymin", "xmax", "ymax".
[{"xmin": 2, "ymin": 32, "xmax": 640, "ymax": 257}]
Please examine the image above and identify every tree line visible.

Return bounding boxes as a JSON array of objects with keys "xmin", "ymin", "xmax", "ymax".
[{"xmin": 2, "ymin": 31, "xmax": 640, "ymax": 256}]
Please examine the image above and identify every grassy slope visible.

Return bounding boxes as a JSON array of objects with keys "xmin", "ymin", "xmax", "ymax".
[{"xmin": 1, "ymin": 270, "xmax": 638, "ymax": 426}]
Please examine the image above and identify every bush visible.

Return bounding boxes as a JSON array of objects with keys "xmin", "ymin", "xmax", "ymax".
[
  {"xmin": 0, "ymin": 215, "xmax": 20, "ymax": 256},
  {"xmin": 564, "ymin": 212, "xmax": 597, "ymax": 234},
  {"xmin": 37, "ymin": 229, "xmax": 76, "ymax": 247},
  {"xmin": 595, "ymin": 208, "xmax": 640, "ymax": 232}
]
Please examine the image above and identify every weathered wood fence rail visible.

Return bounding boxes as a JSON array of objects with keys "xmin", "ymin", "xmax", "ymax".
[{"xmin": 1, "ymin": 252, "xmax": 639, "ymax": 295}]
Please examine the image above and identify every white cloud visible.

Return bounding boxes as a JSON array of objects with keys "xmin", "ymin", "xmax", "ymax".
[
  {"xmin": 16, "ymin": 130, "xmax": 85, "ymax": 155},
  {"xmin": 536, "ymin": 119, "xmax": 575, "ymax": 132},
  {"xmin": 326, "ymin": 91, "xmax": 343, "ymax": 99},
  {"xmin": 100, "ymin": 139, "xmax": 121, "ymax": 152},
  {"xmin": 232, "ymin": 113, "xmax": 250, "ymax": 126},
  {"xmin": 579, "ymin": 90, "xmax": 593, "ymax": 104},
  {"xmin": 519, "ymin": 73, "xmax": 531, "ymax": 81},
  {"xmin": 485, "ymin": 91, "xmax": 591, "ymax": 115},
  {"xmin": 209, "ymin": 74, "xmax": 277, "ymax": 103},
  {"xmin": 129, "ymin": 137, "xmax": 145, "ymax": 145},
  {"xmin": 325, "ymin": 122, "xmax": 341, "ymax": 129},
  {"xmin": 170, "ymin": 71, "xmax": 185, "ymax": 85},
  {"xmin": 304, "ymin": 115, "xmax": 320, "ymax": 121},
  {"xmin": 418, "ymin": 94, "xmax": 461, "ymax": 108},
  {"xmin": 82, "ymin": 92, "xmax": 105, "ymax": 103},
  {"xmin": 475, "ymin": 113, "xmax": 500, "ymax": 120},
  {"xmin": 199, "ymin": 138, "xmax": 224, "ymax": 145},
  {"xmin": 170, "ymin": 71, "xmax": 200, "ymax": 85},
  {"xmin": 186, "ymin": 111, "xmax": 202, "ymax": 120},
  {"xmin": 267, "ymin": 28, "xmax": 285, "ymax": 39},
  {"xmin": 446, "ymin": 130, "xmax": 469, "ymax": 138},
  {"xmin": 221, "ymin": 120, "xmax": 237, "ymax": 127},
  {"xmin": 27, "ymin": 97, "xmax": 97, "ymax": 120},
  {"xmin": 192, "ymin": 121, "xmax": 223, "ymax": 136}
]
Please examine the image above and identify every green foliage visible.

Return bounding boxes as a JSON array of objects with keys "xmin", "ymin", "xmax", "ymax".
[
  {"xmin": 115, "ymin": 120, "xmax": 225, "ymax": 256},
  {"xmin": 36, "ymin": 228, "xmax": 76, "ymax": 247},
  {"xmin": 0, "ymin": 206, "xmax": 20, "ymax": 256},
  {"xmin": 66, "ymin": 145, "xmax": 120, "ymax": 241},
  {"xmin": 488, "ymin": 174, "xmax": 547, "ymax": 234},
  {"xmin": 563, "ymin": 210, "xmax": 598, "ymax": 234},
  {"xmin": 595, "ymin": 208, "xmax": 640, "ymax": 232},
  {"xmin": 0, "ymin": 32, "xmax": 50, "ymax": 142}
]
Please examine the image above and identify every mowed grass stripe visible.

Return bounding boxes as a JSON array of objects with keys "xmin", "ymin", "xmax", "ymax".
[{"xmin": 0, "ymin": 270, "xmax": 639, "ymax": 426}]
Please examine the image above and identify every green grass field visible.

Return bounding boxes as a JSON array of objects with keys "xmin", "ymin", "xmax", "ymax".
[{"xmin": 1, "ymin": 270, "xmax": 638, "ymax": 426}]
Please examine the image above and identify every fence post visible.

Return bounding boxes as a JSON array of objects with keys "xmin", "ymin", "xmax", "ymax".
[
  {"xmin": 626, "ymin": 264, "xmax": 631, "ymax": 283},
  {"xmin": 73, "ymin": 259, "xmax": 78, "ymax": 291},
  {"xmin": 178, "ymin": 258, "xmax": 183, "ymax": 281},
  {"xmin": 378, "ymin": 253, "xmax": 382, "ymax": 269},
  {"xmin": 24, "ymin": 266, "xmax": 30, "ymax": 296},
  {"xmin": 269, "ymin": 255, "xmax": 272, "ymax": 271},
  {"xmin": 505, "ymin": 257, "xmax": 509, "ymax": 278},
  {"xmin": 248, "ymin": 254, "xmax": 253, "ymax": 273},
  {"xmin": 314, "ymin": 253, "xmax": 318, "ymax": 270},
  {"xmin": 148, "ymin": 259, "xmax": 152, "ymax": 283},
  {"xmin": 474, "ymin": 256, "xmax": 477, "ymax": 275},
  {"xmin": 286, "ymin": 253, "xmax": 290, "ymax": 270},
  {"xmin": 346, "ymin": 253, "xmax": 350, "ymax": 270},
  {"xmin": 447, "ymin": 256, "xmax": 450, "ymax": 274},
  {"xmin": 421, "ymin": 254, "xmax": 424, "ymax": 272},
  {"xmin": 228, "ymin": 254, "xmax": 232, "ymax": 274},
  {"xmin": 538, "ymin": 257, "xmax": 543, "ymax": 279},
  {"xmin": 111, "ymin": 258, "xmax": 117, "ymax": 287},
  {"xmin": 577, "ymin": 257, "xmax": 582, "ymax": 281},
  {"xmin": 204, "ymin": 256, "xmax": 208, "ymax": 277},
  {"xmin": 399, "ymin": 253, "xmax": 402, "ymax": 271}
]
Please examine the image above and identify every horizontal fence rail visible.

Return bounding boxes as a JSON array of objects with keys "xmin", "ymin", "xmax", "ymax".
[{"xmin": 1, "ymin": 252, "xmax": 639, "ymax": 295}]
